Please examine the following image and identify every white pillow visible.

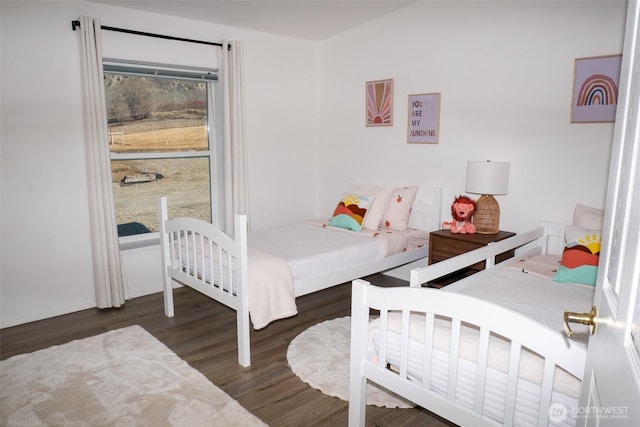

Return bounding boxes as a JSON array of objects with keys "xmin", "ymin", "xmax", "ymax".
[
  {"xmin": 353, "ymin": 185, "xmax": 394, "ymax": 230},
  {"xmin": 573, "ymin": 204, "xmax": 604, "ymax": 230},
  {"xmin": 380, "ymin": 186, "xmax": 419, "ymax": 231}
]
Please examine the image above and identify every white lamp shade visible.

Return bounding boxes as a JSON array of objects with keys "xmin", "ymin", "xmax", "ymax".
[{"xmin": 465, "ymin": 161, "xmax": 510, "ymax": 195}]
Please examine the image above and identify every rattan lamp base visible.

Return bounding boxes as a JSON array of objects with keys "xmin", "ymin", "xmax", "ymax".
[{"xmin": 473, "ymin": 194, "xmax": 500, "ymax": 234}]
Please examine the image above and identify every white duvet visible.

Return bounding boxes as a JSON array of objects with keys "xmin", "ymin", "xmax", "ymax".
[
  {"xmin": 176, "ymin": 221, "xmax": 428, "ymax": 329},
  {"xmin": 447, "ymin": 266, "xmax": 595, "ymax": 349},
  {"xmin": 248, "ymin": 220, "xmax": 427, "ymax": 281}
]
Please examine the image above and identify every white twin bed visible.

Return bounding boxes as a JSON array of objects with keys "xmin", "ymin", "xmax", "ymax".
[
  {"xmin": 349, "ymin": 207, "xmax": 602, "ymax": 426},
  {"xmin": 159, "ymin": 186, "xmax": 443, "ymax": 367}
]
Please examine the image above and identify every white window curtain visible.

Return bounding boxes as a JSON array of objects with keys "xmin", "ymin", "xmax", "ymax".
[
  {"xmin": 77, "ymin": 16, "xmax": 125, "ymax": 308},
  {"xmin": 220, "ymin": 41, "xmax": 250, "ymax": 234}
]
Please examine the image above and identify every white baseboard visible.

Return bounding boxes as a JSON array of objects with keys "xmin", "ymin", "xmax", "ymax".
[{"xmin": 1, "ymin": 301, "xmax": 95, "ymax": 329}]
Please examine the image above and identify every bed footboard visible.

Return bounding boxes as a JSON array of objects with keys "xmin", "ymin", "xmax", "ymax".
[
  {"xmin": 159, "ymin": 197, "xmax": 251, "ymax": 367},
  {"xmin": 349, "ymin": 280, "xmax": 586, "ymax": 427}
]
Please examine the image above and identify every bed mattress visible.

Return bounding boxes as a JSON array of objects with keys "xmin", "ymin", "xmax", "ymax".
[{"xmin": 248, "ymin": 221, "xmax": 428, "ymax": 281}]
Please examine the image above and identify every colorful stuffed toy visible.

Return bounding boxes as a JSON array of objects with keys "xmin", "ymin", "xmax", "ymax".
[{"xmin": 442, "ymin": 195, "xmax": 477, "ymax": 234}]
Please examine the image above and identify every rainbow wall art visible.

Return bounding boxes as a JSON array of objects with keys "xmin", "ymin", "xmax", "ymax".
[
  {"xmin": 571, "ymin": 54, "xmax": 622, "ymax": 123},
  {"xmin": 577, "ymin": 74, "xmax": 618, "ymax": 106}
]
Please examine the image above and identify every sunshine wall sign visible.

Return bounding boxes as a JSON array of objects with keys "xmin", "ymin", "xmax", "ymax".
[
  {"xmin": 366, "ymin": 79, "xmax": 393, "ymax": 126},
  {"xmin": 570, "ymin": 54, "xmax": 622, "ymax": 123},
  {"xmin": 407, "ymin": 93, "xmax": 441, "ymax": 144}
]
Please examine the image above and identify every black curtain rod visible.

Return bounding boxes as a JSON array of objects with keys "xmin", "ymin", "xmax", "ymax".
[{"xmin": 71, "ymin": 20, "xmax": 228, "ymax": 49}]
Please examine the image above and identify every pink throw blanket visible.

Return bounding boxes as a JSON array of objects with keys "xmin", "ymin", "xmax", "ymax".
[{"xmin": 248, "ymin": 248, "xmax": 297, "ymax": 329}]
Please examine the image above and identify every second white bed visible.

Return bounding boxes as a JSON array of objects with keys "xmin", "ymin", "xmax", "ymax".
[{"xmin": 349, "ymin": 227, "xmax": 596, "ymax": 426}]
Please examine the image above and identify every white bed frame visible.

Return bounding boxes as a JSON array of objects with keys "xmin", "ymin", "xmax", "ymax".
[
  {"xmin": 349, "ymin": 225, "xmax": 587, "ymax": 426},
  {"xmin": 159, "ymin": 188, "xmax": 442, "ymax": 367}
]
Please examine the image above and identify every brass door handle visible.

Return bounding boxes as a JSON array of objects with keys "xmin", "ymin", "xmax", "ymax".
[{"xmin": 564, "ymin": 306, "xmax": 598, "ymax": 338}]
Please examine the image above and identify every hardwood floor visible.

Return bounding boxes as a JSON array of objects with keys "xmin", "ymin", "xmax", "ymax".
[{"xmin": 0, "ymin": 274, "xmax": 456, "ymax": 427}]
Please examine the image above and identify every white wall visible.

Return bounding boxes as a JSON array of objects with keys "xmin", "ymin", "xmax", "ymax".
[
  {"xmin": 316, "ymin": 1, "xmax": 626, "ymax": 233},
  {"xmin": 0, "ymin": 0, "xmax": 318, "ymax": 327},
  {"xmin": 0, "ymin": 0, "xmax": 627, "ymax": 328}
]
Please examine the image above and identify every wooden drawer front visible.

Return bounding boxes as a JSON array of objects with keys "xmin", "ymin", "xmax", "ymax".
[
  {"xmin": 429, "ymin": 236, "xmax": 484, "ymax": 269},
  {"xmin": 427, "ymin": 229, "xmax": 516, "ymax": 288},
  {"xmin": 429, "ymin": 241, "xmax": 514, "ymax": 269},
  {"xmin": 496, "ymin": 250, "xmax": 515, "ymax": 264}
]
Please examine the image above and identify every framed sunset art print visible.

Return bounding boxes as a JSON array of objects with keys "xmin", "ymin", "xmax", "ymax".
[{"xmin": 366, "ymin": 79, "xmax": 393, "ymax": 126}]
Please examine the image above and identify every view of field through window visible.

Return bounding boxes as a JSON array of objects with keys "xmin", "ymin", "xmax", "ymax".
[{"xmin": 105, "ymin": 73, "xmax": 213, "ymax": 236}]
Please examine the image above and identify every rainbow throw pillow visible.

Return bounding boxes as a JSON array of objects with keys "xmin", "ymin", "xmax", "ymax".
[
  {"xmin": 329, "ymin": 193, "xmax": 375, "ymax": 232},
  {"xmin": 552, "ymin": 225, "xmax": 601, "ymax": 286}
]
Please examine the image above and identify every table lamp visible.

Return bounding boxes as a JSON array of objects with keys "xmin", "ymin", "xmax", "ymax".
[{"xmin": 465, "ymin": 160, "xmax": 510, "ymax": 234}]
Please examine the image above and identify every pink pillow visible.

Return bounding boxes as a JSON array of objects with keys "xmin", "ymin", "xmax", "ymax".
[{"xmin": 379, "ymin": 186, "xmax": 419, "ymax": 231}]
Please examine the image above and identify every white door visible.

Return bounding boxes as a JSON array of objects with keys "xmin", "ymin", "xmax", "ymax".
[{"xmin": 577, "ymin": 1, "xmax": 640, "ymax": 425}]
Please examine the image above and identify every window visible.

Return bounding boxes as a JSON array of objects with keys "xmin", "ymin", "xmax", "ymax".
[{"xmin": 104, "ymin": 61, "xmax": 222, "ymax": 238}]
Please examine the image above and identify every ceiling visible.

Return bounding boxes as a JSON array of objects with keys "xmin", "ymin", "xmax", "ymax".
[{"xmin": 90, "ymin": 0, "xmax": 416, "ymax": 41}]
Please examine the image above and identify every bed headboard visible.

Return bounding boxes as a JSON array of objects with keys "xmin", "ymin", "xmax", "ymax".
[
  {"xmin": 408, "ymin": 186, "xmax": 443, "ymax": 232},
  {"xmin": 539, "ymin": 220, "xmax": 569, "ymax": 256},
  {"xmin": 509, "ymin": 220, "xmax": 568, "ymax": 260}
]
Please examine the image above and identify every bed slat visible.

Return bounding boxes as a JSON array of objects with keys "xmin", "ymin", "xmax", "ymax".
[
  {"xmin": 208, "ymin": 238, "xmax": 215, "ymax": 292},
  {"xmin": 537, "ymin": 358, "xmax": 556, "ymax": 426},
  {"xmin": 447, "ymin": 318, "xmax": 461, "ymax": 401},
  {"xmin": 421, "ymin": 313, "xmax": 435, "ymax": 390},
  {"xmin": 379, "ymin": 310, "xmax": 389, "ymax": 370},
  {"xmin": 503, "ymin": 341, "xmax": 522, "ymax": 426},
  {"xmin": 474, "ymin": 327, "xmax": 490, "ymax": 415},
  {"xmin": 399, "ymin": 310, "xmax": 411, "ymax": 379}
]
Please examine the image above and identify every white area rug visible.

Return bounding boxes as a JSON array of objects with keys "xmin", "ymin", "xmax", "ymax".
[
  {"xmin": 287, "ymin": 316, "xmax": 413, "ymax": 408},
  {"xmin": 0, "ymin": 325, "xmax": 266, "ymax": 426}
]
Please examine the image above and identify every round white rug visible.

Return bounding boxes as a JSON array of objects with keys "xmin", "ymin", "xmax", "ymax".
[{"xmin": 287, "ymin": 316, "xmax": 413, "ymax": 408}]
